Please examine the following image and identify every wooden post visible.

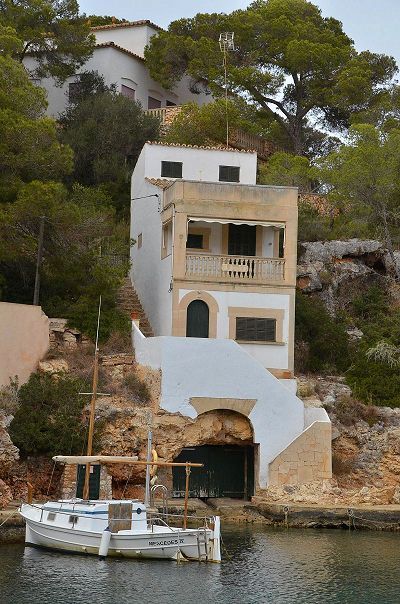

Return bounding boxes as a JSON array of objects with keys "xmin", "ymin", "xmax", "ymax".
[
  {"xmin": 27, "ymin": 482, "xmax": 33, "ymax": 504},
  {"xmin": 183, "ymin": 463, "xmax": 191, "ymax": 530}
]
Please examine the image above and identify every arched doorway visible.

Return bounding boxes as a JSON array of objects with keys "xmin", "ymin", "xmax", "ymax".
[
  {"xmin": 186, "ymin": 299, "xmax": 209, "ymax": 338},
  {"xmin": 172, "ymin": 410, "xmax": 255, "ymax": 499}
]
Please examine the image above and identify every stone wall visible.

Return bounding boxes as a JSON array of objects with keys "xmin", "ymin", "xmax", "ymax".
[{"xmin": 268, "ymin": 421, "xmax": 332, "ymax": 486}]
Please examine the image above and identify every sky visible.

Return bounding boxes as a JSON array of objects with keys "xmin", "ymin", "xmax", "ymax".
[{"xmin": 78, "ymin": 0, "xmax": 400, "ymax": 67}]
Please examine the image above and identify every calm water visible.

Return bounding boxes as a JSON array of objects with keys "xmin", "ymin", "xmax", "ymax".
[{"xmin": 1, "ymin": 527, "xmax": 399, "ymax": 604}]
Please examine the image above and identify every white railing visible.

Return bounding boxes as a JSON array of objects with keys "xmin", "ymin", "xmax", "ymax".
[{"xmin": 185, "ymin": 254, "xmax": 285, "ymax": 282}]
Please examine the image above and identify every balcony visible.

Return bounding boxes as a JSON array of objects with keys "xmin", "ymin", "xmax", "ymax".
[{"xmin": 185, "ymin": 254, "xmax": 285, "ymax": 283}]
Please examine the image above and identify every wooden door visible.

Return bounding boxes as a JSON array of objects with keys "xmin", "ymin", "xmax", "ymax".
[
  {"xmin": 76, "ymin": 464, "xmax": 101, "ymax": 499},
  {"xmin": 186, "ymin": 300, "xmax": 209, "ymax": 338}
]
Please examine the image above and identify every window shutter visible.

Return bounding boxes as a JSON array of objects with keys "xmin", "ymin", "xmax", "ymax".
[{"xmin": 235, "ymin": 317, "xmax": 276, "ymax": 342}]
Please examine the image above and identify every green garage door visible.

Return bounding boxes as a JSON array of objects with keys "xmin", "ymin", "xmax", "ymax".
[{"xmin": 172, "ymin": 445, "xmax": 254, "ymax": 500}]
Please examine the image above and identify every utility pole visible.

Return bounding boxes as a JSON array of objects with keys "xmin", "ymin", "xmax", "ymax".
[{"xmin": 33, "ymin": 216, "xmax": 45, "ymax": 306}]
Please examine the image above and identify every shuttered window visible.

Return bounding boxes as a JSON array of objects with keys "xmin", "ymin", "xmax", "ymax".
[
  {"xmin": 161, "ymin": 161, "xmax": 183, "ymax": 178},
  {"xmin": 236, "ymin": 317, "xmax": 276, "ymax": 342},
  {"xmin": 219, "ymin": 165, "xmax": 240, "ymax": 182}
]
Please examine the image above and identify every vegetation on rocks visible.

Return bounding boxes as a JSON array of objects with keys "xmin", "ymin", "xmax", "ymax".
[{"xmin": 9, "ymin": 373, "xmax": 90, "ymax": 456}]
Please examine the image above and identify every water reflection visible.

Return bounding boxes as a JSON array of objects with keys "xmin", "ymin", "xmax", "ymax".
[{"xmin": 1, "ymin": 528, "xmax": 400, "ymax": 604}]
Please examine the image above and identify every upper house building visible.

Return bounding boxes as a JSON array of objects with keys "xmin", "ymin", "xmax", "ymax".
[
  {"xmin": 23, "ymin": 20, "xmax": 210, "ymax": 117},
  {"xmin": 131, "ymin": 142, "xmax": 298, "ymax": 380}
]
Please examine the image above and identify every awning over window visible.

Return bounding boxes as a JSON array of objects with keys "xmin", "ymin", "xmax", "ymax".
[{"xmin": 187, "ymin": 217, "xmax": 285, "ymax": 228}]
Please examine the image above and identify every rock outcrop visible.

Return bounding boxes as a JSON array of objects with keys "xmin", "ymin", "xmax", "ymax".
[{"xmin": 297, "ymin": 239, "xmax": 389, "ymax": 315}]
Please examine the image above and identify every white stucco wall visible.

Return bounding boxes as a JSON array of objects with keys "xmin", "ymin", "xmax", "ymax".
[
  {"xmin": 130, "ymin": 155, "xmax": 173, "ymax": 336},
  {"xmin": 24, "ymin": 23, "xmax": 210, "ymax": 117},
  {"xmin": 0, "ymin": 303, "xmax": 49, "ymax": 387},
  {"xmin": 132, "ymin": 323, "xmax": 306, "ymax": 486},
  {"xmin": 93, "ymin": 24, "xmax": 154, "ymax": 58},
  {"xmin": 179, "ymin": 288, "xmax": 291, "ymax": 369},
  {"xmin": 144, "ymin": 143, "xmax": 257, "ymax": 185}
]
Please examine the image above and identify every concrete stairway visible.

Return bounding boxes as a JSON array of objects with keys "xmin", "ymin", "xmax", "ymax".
[{"xmin": 117, "ymin": 277, "xmax": 154, "ymax": 337}]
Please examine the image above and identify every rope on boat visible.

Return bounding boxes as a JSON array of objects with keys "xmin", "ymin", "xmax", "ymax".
[
  {"xmin": 46, "ymin": 461, "xmax": 57, "ymax": 497},
  {"xmin": 0, "ymin": 509, "xmax": 18, "ymax": 529}
]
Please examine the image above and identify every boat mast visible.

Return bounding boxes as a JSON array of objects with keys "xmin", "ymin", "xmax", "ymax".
[{"xmin": 82, "ymin": 296, "xmax": 102, "ymax": 500}]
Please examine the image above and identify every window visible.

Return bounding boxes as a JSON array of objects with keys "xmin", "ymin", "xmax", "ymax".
[
  {"xmin": 121, "ymin": 84, "xmax": 135, "ymax": 100},
  {"xmin": 187, "ymin": 233, "xmax": 204, "ymax": 249},
  {"xmin": 161, "ymin": 161, "xmax": 182, "ymax": 178},
  {"xmin": 137, "ymin": 233, "xmax": 142, "ymax": 249},
  {"xmin": 68, "ymin": 81, "xmax": 80, "ymax": 103},
  {"xmin": 148, "ymin": 96, "xmax": 162, "ymax": 109},
  {"xmin": 47, "ymin": 512, "xmax": 56, "ymax": 521},
  {"xmin": 219, "ymin": 165, "xmax": 240, "ymax": 183},
  {"xmin": 235, "ymin": 317, "xmax": 276, "ymax": 342},
  {"xmin": 166, "ymin": 100, "xmax": 176, "ymax": 106}
]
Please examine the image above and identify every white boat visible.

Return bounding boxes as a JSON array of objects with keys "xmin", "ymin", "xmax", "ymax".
[
  {"xmin": 20, "ymin": 498, "xmax": 221, "ymax": 561},
  {"xmin": 19, "ymin": 300, "xmax": 222, "ymax": 562}
]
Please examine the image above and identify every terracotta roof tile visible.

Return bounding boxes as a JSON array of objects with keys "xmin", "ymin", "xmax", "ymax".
[
  {"xmin": 145, "ymin": 177, "xmax": 175, "ymax": 190},
  {"xmin": 91, "ymin": 20, "xmax": 162, "ymax": 32},
  {"xmin": 95, "ymin": 42, "xmax": 144, "ymax": 61},
  {"xmin": 145, "ymin": 141, "xmax": 257, "ymax": 154}
]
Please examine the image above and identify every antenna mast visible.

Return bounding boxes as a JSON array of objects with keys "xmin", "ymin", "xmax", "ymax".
[
  {"xmin": 219, "ymin": 32, "xmax": 235, "ymax": 148},
  {"xmin": 82, "ymin": 296, "xmax": 102, "ymax": 500}
]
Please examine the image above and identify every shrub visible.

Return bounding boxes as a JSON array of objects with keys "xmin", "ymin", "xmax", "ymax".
[
  {"xmin": 347, "ymin": 305, "xmax": 400, "ymax": 407},
  {"xmin": 332, "ymin": 453, "xmax": 356, "ymax": 476},
  {"xmin": 331, "ymin": 396, "xmax": 379, "ymax": 426},
  {"xmin": 9, "ymin": 373, "xmax": 98, "ymax": 457},
  {"xmin": 122, "ymin": 373, "xmax": 151, "ymax": 405},
  {"xmin": 295, "ymin": 291, "xmax": 350, "ymax": 373}
]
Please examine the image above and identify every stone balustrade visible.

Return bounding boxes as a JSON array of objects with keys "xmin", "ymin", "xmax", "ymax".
[{"xmin": 185, "ymin": 254, "xmax": 285, "ymax": 283}]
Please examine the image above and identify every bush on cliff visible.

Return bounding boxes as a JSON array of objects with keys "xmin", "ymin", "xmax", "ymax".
[
  {"xmin": 9, "ymin": 373, "xmax": 90, "ymax": 457},
  {"xmin": 295, "ymin": 291, "xmax": 350, "ymax": 373}
]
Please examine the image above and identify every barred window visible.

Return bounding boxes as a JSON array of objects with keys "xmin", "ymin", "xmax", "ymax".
[
  {"xmin": 236, "ymin": 317, "xmax": 276, "ymax": 342},
  {"xmin": 161, "ymin": 161, "xmax": 182, "ymax": 178}
]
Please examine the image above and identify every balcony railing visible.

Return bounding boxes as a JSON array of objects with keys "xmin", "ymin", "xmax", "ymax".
[{"xmin": 185, "ymin": 254, "xmax": 285, "ymax": 283}]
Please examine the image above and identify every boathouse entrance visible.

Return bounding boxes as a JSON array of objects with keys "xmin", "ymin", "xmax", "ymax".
[{"xmin": 172, "ymin": 445, "xmax": 254, "ymax": 500}]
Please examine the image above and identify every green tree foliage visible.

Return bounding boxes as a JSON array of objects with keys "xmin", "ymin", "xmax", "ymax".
[
  {"xmin": 318, "ymin": 124, "xmax": 400, "ymax": 278},
  {"xmin": 295, "ymin": 291, "xmax": 350, "ymax": 373},
  {"xmin": 165, "ymin": 99, "xmax": 258, "ymax": 146},
  {"xmin": 145, "ymin": 0, "xmax": 396, "ymax": 155},
  {"xmin": 258, "ymin": 152, "xmax": 313, "ymax": 191},
  {"xmin": 0, "ymin": 181, "xmax": 130, "ymax": 339},
  {"xmin": 0, "ymin": 36, "xmax": 73, "ymax": 200},
  {"xmin": 59, "ymin": 90, "xmax": 160, "ymax": 215},
  {"xmin": 86, "ymin": 15, "xmax": 128, "ymax": 27},
  {"xmin": 344, "ymin": 286, "xmax": 400, "ymax": 407},
  {"xmin": 9, "ymin": 373, "xmax": 90, "ymax": 456},
  {"xmin": 0, "ymin": 0, "xmax": 94, "ymax": 83}
]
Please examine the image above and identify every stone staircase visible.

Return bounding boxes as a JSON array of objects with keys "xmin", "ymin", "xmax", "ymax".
[{"xmin": 117, "ymin": 277, "xmax": 154, "ymax": 337}]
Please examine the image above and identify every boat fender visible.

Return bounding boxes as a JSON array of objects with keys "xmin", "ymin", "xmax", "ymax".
[
  {"xmin": 98, "ymin": 527, "xmax": 111, "ymax": 559},
  {"xmin": 150, "ymin": 449, "xmax": 158, "ymax": 477}
]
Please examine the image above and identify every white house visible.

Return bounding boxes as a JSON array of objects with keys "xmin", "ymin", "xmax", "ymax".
[
  {"xmin": 24, "ymin": 20, "xmax": 210, "ymax": 117},
  {"xmin": 130, "ymin": 142, "xmax": 332, "ymax": 495}
]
